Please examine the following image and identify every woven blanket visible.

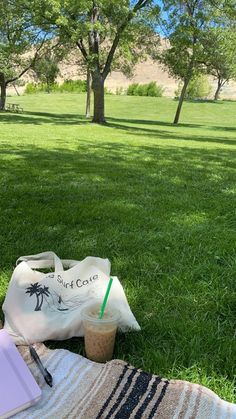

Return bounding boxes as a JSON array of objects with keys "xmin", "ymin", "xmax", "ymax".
[{"xmin": 13, "ymin": 344, "xmax": 235, "ymax": 419}]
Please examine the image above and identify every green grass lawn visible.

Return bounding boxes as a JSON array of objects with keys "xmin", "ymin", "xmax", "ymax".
[{"xmin": 0, "ymin": 93, "xmax": 236, "ymax": 402}]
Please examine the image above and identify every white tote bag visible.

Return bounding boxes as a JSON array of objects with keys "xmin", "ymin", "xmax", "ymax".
[{"xmin": 3, "ymin": 252, "xmax": 140, "ymax": 344}]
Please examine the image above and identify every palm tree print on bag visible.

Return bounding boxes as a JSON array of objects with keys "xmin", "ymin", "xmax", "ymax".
[{"xmin": 25, "ymin": 283, "xmax": 51, "ymax": 311}]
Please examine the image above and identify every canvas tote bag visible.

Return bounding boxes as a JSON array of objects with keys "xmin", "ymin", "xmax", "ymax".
[{"xmin": 3, "ymin": 251, "xmax": 140, "ymax": 345}]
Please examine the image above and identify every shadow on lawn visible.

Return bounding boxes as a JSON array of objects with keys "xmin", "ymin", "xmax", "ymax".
[
  {"xmin": 107, "ymin": 117, "xmax": 236, "ymax": 132},
  {"xmin": 1, "ymin": 110, "xmax": 236, "ymax": 148},
  {"xmin": 0, "ymin": 111, "xmax": 91, "ymax": 125},
  {"xmin": 105, "ymin": 118, "xmax": 236, "ymax": 146},
  {"xmin": 0, "ymin": 129, "xmax": 235, "ymax": 389},
  {"xmin": 1, "ymin": 110, "xmax": 236, "ymax": 134}
]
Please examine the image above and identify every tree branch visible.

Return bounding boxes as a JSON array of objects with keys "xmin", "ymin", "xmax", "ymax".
[
  {"xmin": 102, "ymin": 0, "xmax": 149, "ymax": 79},
  {"xmin": 87, "ymin": 1, "xmax": 100, "ymax": 73},
  {"xmin": 6, "ymin": 64, "xmax": 32, "ymax": 85},
  {"xmin": 133, "ymin": 0, "xmax": 150, "ymax": 13},
  {"xmin": 6, "ymin": 35, "xmax": 48, "ymax": 85},
  {"xmin": 76, "ymin": 39, "xmax": 88, "ymax": 61},
  {"xmin": 221, "ymin": 78, "xmax": 228, "ymax": 86},
  {"xmin": 91, "ymin": 1, "xmax": 99, "ymax": 55}
]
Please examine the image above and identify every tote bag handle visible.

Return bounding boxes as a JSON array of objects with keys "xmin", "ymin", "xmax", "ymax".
[{"xmin": 16, "ymin": 251, "xmax": 79, "ymax": 273}]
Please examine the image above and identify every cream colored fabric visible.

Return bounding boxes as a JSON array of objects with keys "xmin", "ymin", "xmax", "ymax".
[
  {"xmin": 3, "ymin": 251, "xmax": 140, "ymax": 344},
  {"xmin": 13, "ymin": 344, "xmax": 236, "ymax": 419}
]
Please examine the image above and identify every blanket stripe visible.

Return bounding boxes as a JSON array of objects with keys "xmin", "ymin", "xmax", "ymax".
[
  {"xmin": 96, "ymin": 364, "xmax": 129, "ymax": 418},
  {"xmin": 148, "ymin": 379, "xmax": 169, "ymax": 418},
  {"xmin": 134, "ymin": 376, "xmax": 162, "ymax": 418},
  {"xmin": 114, "ymin": 370, "xmax": 153, "ymax": 418}
]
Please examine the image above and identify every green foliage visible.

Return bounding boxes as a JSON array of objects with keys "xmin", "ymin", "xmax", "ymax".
[
  {"xmin": 33, "ymin": 54, "xmax": 60, "ymax": 92},
  {"xmin": 127, "ymin": 83, "xmax": 139, "ymax": 95},
  {"xmin": 147, "ymin": 81, "xmax": 164, "ymax": 97},
  {"xmin": 200, "ymin": 27, "xmax": 236, "ymax": 85},
  {"xmin": 127, "ymin": 81, "xmax": 164, "ymax": 97},
  {"xmin": 59, "ymin": 79, "xmax": 86, "ymax": 93},
  {"xmin": 175, "ymin": 75, "xmax": 212, "ymax": 100},
  {"xmin": 0, "ymin": 0, "xmax": 52, "ymax": 82},
  {"xmin": 25, "ymin": 80, "xmax": 87, "ymax": 94},
  {"xmin": 157, "ymin": 1, "xmax": 229, "ymax": 123},
  {"xmin": 115, "ymin": 87, "xmax": 126, "ymax": 95},
  {"xmin": 24, "ymin": 83, "xmax": 39, "ymax": 94},
  {"xmin": 32, "ymin": 0, "xmax": 160, "ymax": 121},
  {"xmin": 33, "ymin": 0, "xmax": 159, "ymax": 76}
]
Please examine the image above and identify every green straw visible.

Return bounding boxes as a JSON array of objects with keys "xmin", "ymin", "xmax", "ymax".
[{"xmin": 99, "ymin": 277, "xmax": 113, "ymax": 319}]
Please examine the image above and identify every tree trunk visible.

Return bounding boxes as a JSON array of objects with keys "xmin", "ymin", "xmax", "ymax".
[
  {"xmin": 37, "ymin": 293, "xmax": 44, "ymax": 310},
  {"xmin": 214, "ymin": 79, "xmax": 222, "ymax": 101},
  {"xmin": 173, "ymin": 77, "xmax": 191, "ymax": 124},
  {"xmin": 35, "ymin": 294, "xmax": 41, "ymax": 311},
  {"xmin": 0, "ymin": 73, "xmax": 7, "ymax": 111},
  {"xmin": 86, "ymin": 68, "xmax": 92, "ymax": 118},
  {"xmin": 13, "ymin": 83, "xmax": 20, "ymax": 96},
  {"xmin": 92, "ymin": 75, "xmax": 105, "ymax": 123}
]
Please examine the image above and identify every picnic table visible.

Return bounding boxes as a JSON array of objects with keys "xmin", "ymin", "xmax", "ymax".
[{"xmin": 6, "ymin": 103, "xmax": 23, "ymax": 113}]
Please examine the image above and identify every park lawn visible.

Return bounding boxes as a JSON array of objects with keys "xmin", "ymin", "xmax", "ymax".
[{"xmin": 0, "ymin": 93, "xmax": 235, "ymax": 402}]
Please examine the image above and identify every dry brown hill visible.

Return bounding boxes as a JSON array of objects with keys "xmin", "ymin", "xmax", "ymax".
[{"xmin": 8, "ymin": 56, "xmax": 236, "ymax": 100}]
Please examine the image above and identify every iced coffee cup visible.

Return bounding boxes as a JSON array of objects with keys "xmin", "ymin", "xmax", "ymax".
[{"xmin": 81, "ymin": 302, "xmax": 120, "ymax": 363}]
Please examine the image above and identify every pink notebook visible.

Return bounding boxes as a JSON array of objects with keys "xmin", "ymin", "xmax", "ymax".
[{"xmin": 0, "ymin": 330, "xmax": 41, "ymax": 419}]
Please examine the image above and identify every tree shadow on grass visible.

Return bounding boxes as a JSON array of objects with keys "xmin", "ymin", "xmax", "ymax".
[
  {"xmin": 106, "ymin": 116, "xmax": 236, "ymax": 133},
  {"xmin": 1, "ymin": 110, "xmax": 236, "ymax": 148},
  {"xmin": 173, "ymin": 99, "xmax": 225, "ymax": 104},
  {"xmin": 183, "ymin": 98, "xmax": 236, "ymax": 104},
  {"xmin": 0, "ymin": 111, "xmax": 91, "ymax": 125},
  {"xmin": 104, "ymin": 120, "xmax": 236, "ymax": 146},
  {"xmin": 1, "ymin": 111, "xmax": 236, "ymax": 135},
  {"xmin": 0, "ymin": 136, "xmax": 235, "ymax": 396}
]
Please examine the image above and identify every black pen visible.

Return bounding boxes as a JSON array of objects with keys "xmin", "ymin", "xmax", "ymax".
[
  {"xmin": 5, "ymin": 313, "xmax": 53, "ymax": 387},
  {"xmin": 29, "ymin": 345, "xmax": 53, "ymax": 387}
]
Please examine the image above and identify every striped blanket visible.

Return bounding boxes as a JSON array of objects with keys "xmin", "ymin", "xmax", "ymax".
[{"xmin": 14, "ymin": 344, "xmax": 235, "ymax": 419}]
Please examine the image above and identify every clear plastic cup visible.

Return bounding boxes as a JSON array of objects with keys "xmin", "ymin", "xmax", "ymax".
[{"xmin": 81, "ymin": 301, "xmax": 120, "ymax": 363}]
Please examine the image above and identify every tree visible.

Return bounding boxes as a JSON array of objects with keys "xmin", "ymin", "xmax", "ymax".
[
  {"xmin": 26, "ymin": 283, "xmax": 50, "ymax": 311},
  {"xmin": 36, "ymin": 0, "xmax": 158, "ymax": 123},
  {"xmin": 85, "ymin": 9, "xmax": 158, "ymax": 118},
  {"xmin": 158, "ymin": 0, "xmax": 225, "ymax": 124},
  {"xmin": 200, "ymin": 27, "xmax": 236, "ymax": 100},
  {"xmin": 0, "ymin": 0, "xmax": 51, "ymax": 110},
  {"xmin": 32, "ymin": 52, "xmax": 60, "ymax": 93}
]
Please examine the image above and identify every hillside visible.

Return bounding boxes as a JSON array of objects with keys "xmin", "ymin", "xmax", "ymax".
[{"xmin": 8, "ymin": 57, "xmax": 236, "ymax": 100}]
